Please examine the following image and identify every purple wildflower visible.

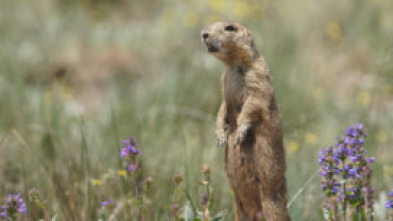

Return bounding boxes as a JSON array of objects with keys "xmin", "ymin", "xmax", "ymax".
[
  {"xmin": 330, "ymin": 185, "xmax": 339, "ymax": 194},
  {"xmin": 201, "ymin": 193, "xmax": 209, "ymax": 206},
  {"xmin": 385, "ymin": 199, "xmax": 393, "ymax": 209},
  {"xmin": 388, "ymin": 189, "xmax": 393, "ymax": 198},
  {"xmin": 348, "ymin": 167, "xmax": 358, "ymax": 177},
  {"xmin": 362, "ymin": 186, "xmax": 374, "ymax": 195},
  {"xmin": 120, "ymin": 136, "xmax": 142, "ymax": 174},
  {"xmin": 318, "ymin": 123, "xmax": 376, "ymax": 217},
  {"xmin": 338, "ymin": 193, "xmax": 345, "ymax": 202},
  {"xmin": 120, "ymin": 137, "xmax": 141, "ymax": 158},
  {"xmin": 346, "ymin": 127, "xmax": 360, "ymax": 137},
  {"xmin": 323, "ymin": 200, "xmax": 334, "ymax": 219},
  {"xmin": 127, "ymin": 163, "xmax": 138, "ymax": 173},
  {"xmin": 366, "ymin": 157, "xmax": 375, "ymax": 163},
  {"xmin": 319, "ymin": 144, "xmax": 341, "ymax": 197},
  {"xmin": 101, "ymin": 199, "xmax": 116, "ymax": 209},
  {"xmin": 354, "ymin": 123, "xmax": 364, "ymax": 131},
  {"xmin": 318, "ymin": 150, "xmax": 328, "ymax": 164},
  {"xmin": 319, "ymin": 170, "xmax": 329, "ymax": 177},
  {"xmin": 385, "ymin": 189, "xmax": 393, "ymax": 209},
  {"xmin": 0, "ymin": 193, "xmax": 27, "ymax": 220},
  {"xmin": 350, "ymin": 155, "xmax": 359, "ymax": 162}
]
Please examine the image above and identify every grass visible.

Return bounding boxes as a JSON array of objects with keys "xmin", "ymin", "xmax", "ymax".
[{"xmin": 0, "ymin": 0, "xmax": 393, "ymax": 220}]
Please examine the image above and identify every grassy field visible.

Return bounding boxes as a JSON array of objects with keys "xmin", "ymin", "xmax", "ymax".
[{"xmin": 1, "ymin": 0, "xmax": 393, "ymax": 220}]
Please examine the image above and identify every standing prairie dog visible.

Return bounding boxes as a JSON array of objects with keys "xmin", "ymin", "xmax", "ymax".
[{"xmin": 201, "ymin": 22, "xmax": 291, "ymax": 221}]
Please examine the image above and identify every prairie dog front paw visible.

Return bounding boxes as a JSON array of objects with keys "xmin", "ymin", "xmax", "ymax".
[
  {"xmin": 234, "ymin": 124, "xmax": 251, "ymax": 148},
  {"xmin": 215, "ymin": 129, "xmax": 228, "ymax": 148}
]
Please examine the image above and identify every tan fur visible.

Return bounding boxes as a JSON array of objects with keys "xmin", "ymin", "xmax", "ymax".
[{"xmin": 201, "ymin": 22, "xmax": 291, "ymax": 221}]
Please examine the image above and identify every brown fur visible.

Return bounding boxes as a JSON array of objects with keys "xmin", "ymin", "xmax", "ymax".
[{"xmin": 201, "ymin": 22, "xmax": 291, "ymax": 221}]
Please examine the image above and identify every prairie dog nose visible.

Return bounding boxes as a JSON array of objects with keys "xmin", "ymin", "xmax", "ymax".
[{"xmin": 202, "ymin": 33, "xmax": 209, "ymax": 40}]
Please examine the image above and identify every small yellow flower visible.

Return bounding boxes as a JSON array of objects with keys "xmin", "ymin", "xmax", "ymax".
[
  {"xmin": 91, "ymin": 179, "xmax": 103, "ymax": 186},
  {"xmin": 117, "ymin": 170, "xmax": 127, "ymax": 177},
  {"xmin": 325, "ymin": 21, "xmax": 342, "ymax": 40},
  {"xmin": 305, "ymin": 133, "xmax": 318, "ymax": 144},
  {"xmin": 184, "ymin": 12, "xmax": 199, "ymax": 28},
  {"xmin": 287, "ymin": 141, "xmax": 299, "ymax": 154},
  {"xmin": 376, "ymin": 131, "xmax": 388, "ymax": 143},
  {"xmin": 312, "ymin": 87, "xmax": 325, "ymax": 101},
  {"xmin": 356, "ymin": 91, "xmax": 371, "ymax": 106}
]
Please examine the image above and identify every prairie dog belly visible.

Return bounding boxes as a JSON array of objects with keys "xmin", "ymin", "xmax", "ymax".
[{"xmin": 226, "ymin": 129, "xmax": 262, "ymax": 217}]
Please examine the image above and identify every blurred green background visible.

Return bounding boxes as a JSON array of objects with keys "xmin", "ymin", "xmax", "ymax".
[{"xmin": 0, "ymin": 0, "xmax": 392, "ymax": 220}]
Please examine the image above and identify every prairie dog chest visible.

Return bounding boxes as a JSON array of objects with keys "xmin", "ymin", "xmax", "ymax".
[{"xmin": 223, "ymin": 67, "xmax": 246, "ymax": 108}]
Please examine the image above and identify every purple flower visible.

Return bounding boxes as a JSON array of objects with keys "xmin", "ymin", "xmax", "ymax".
[
  {"xmin": 321, "ymin": 182, "xmax": 327, "ymax": 190},
  {"xmin": 348, "ymin": 167, "xmax": 358, "ymax": 177},
  {"xmin": 362, "ymin": 186, "xmax": 374, "ymax": 194},
  {"xmin": 337, "ymin": 194, "xmax": 345, "ymax": 202},
  {"xmin": 318, "ymin": 155, "xmax": 326, "ymax": 164},
  {"xmin": 335, "ymin": 168, "xmax": 343, "ymax": 175},
  {"xmin": 346, "ymin": 127, "xmax": 355, "ymax": 136},
  {"xmin": 201, "ymin": 193, "xmax": 208, "ymax": 206},
  {"xmin": 366, "ymin": 157, "xmax": 375, "ymax": 163},
  {"xmin": 101, "ymin": 199, "xmax": 116, "ymax": 209},
  {"xmin": 354, "ymin": 123, "xmax": 364, "ymax": 132},
  {"xmin": 385, "ymin": 199, "xmax": 393, "ymax": 208},
  {"xmin": 348, "ymin": 127, "xmax": 360, "ymax": 137},
  {"xmin": 120, "ymin": 136, "xmax": 142, "ymax": 173},
  {"xmin": 121, "ymin": 136, "xmax": 138, "ymax": 147},
  {"xmin": 349, "ymin": 138, "xmax": 357, "ymax": 146},
  {"xmin": 0, "ymin": 193, "xmax": 27, "ymax": 220},
  {"xmin": 120, "ymin": 146, "xmax": 139, "ymax": 158},
  {"xmin": 343, "ymin": 137, "xmax": 351, "ymax": 146},
  {"xmin": 127, "ymin": 163, "xmax": 138, "ymax": 173},
  {"xmin": 346, "ymin": 148, "xmax": 354, "ymax": 157},
  {"xmin": 120, "ymin": 137, "xmax": 141, "ymax": 158},
  {"xmin": 331, "ymin": 186, "xmax": 339, "ymax": 194},
  {"xmin": 0, "ymin": 212, "xmax": 8, "ymax": 220},
  {"xmin": 333, "ymin": 148, "xmax": 343, "ymax": 162},
  {"xmin": 350, "ymin": 155, "xmax": 359, "ymax": 162},
  {"xmin": 388, "ymin": 189, "xmax": 393, "ymax": 198},
  {"xmin": 319, "ymin": 123, "xmax": 376, "ymax": 211},
  {"xmin": 318, "ymin": 149, "xmax": 329, "ymax": 164},
  {"xmin": 319, "ymin": 170, "xmax": 329, "ymax": 177}
]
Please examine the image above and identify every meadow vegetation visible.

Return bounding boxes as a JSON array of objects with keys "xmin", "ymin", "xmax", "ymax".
[{"xmin": 0, "ymin": 0, "xmax": 393, "ymax": 220}]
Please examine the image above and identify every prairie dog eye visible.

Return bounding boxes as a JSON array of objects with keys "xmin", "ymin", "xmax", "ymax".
[{"xmin": 224, "ymin": 25, "xmax": 237, "ymax": 32}]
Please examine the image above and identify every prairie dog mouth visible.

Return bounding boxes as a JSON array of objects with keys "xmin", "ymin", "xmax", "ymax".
[{"xmin": 205, "ymin": 43, "xmax": 218, "ymax": 53}]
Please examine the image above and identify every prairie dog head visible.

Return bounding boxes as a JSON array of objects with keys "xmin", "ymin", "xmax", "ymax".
[{"xmin": 201, "ymin": 22, "xmax": 259, "ymax": 65}]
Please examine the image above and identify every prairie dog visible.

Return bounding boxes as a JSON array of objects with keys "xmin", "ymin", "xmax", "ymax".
[{"xmin": 201, "ymin": 22, "xmax": 290, "ymax": 221}]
